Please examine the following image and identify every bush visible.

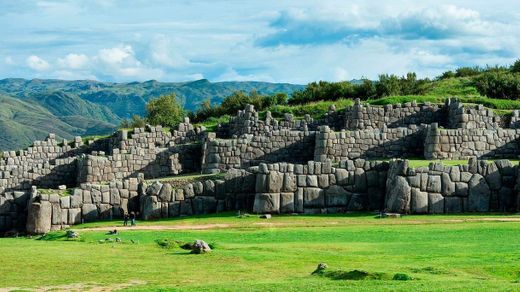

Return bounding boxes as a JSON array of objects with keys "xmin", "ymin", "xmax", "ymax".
[
  {"xmin": 120, "ymin": 114, "xmax": 146, "ymax": 129},
  {"xmin": 146, "ymin": 94, "xmax": 185, "ymax": 128},
  {"xmin": 393, "ymin": 273, "xmax": 413, "ymax": 281},
  {"xmin": 155, "ymin": 239, "xmax": 183, "ymax": 249},
  {"xmin": 190, "ymin": 90, "xmax": 288, "ymax": 122},
  {"xmin": 473, "ymin": 72, "xmax": 520, "ymax": 99}
]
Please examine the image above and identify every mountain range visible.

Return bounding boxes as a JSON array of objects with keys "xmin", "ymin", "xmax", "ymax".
[{"xmin": 0, "ymin": 78, "xmax": 303, "ymax": 151}]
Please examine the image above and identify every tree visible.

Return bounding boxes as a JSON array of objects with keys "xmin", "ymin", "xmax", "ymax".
[
  {"xmin": 511, "ymin": 59, "xmax": 520, "ymax": 73},
  {"xmin": 145, "ymin": 94, "xmax": 185, "ymax": 128},
  {"xmin": 119, "ymin": 115, "xmax": 146, "ymax": 129}
]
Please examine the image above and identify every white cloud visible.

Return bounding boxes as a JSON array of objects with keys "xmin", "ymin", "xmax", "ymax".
[
  {"xmin": 57, "ymin": 53, "xmax": 89, "ymax": 69},
  {"xmin": 149, "ymin": 35, "xmax": 189, "ymax": 68},
  {"xmin": 26, "ymin": 55, "xmax": 50, "ymax": 71},
  {"xmin": 4, "ymin": 56, "xmax": 14, "ymax": 65},
  {"xmin": 97, "ymin": 45, "xmax": 134, "ymax": 65}
]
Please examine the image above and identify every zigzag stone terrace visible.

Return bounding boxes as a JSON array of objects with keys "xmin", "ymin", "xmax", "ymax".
[{"xmin": 2, "ymin": 98, "xmax": 520, "ymax": 234}]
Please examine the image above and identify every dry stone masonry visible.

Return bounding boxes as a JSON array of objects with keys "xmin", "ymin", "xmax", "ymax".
[{"xmin": 3, "ymin": 97, "xmax": 520, "ymax": 234}]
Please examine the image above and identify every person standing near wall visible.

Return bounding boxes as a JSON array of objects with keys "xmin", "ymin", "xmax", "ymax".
[{"xmin": 130, "ymin": 212, "xmax": 136, "ymax": 226}]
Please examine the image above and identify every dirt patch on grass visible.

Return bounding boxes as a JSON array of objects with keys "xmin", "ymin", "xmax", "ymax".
[
  {"xmin": 1, "ymin": 279, "xmax": 146, "ymax": 292},
  {"xmin": 80, "ymin": 223, "xmax": 231, "ymax": 231},
  {"xmin": 76, "ymin": 216, "xmax": 520, "ymax": 232}
]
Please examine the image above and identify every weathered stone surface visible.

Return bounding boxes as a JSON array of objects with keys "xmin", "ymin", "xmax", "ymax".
[
  {"xmin": 325, "ymin": 185, "xmax": 349, "ymax": 207},
  {"xmin": 60, "ymin": 196, "xmax": 70, "ymax": 209},
  {"xmin": 354, "ymin": 168, "xmax": 367, "ymax": 191},
  {"xmin": 335, "ymin": 169, "xmax": 349, "ymax": 185},
  {"xmin": 303, "ymin": 188, "xmax": 325, "ymax": 208},
  {"xmin": 141, "ymin": 196, "xmax": 161, "ymax": 220},
  {"xmin": 193, "ymin": 196, "xmax": 217, "ymax": 215},
  {"xmin": 441, "ymin": 173, "xmax": 455, "ymax": 196},
  {"xmin": 253, "ymin": 193, "xmax": 280, "ymax": 213},
  {"xmin": 26, "ymin": 200, "xmax": 52, "ymax": 234},
  {"xmin": 180, "ymin": 200, "xmax": 193, "ymax": 216},
  {"xmin": 485, "ymin": 163, "xmax": 502, "ymax": 191},
  {"xmin": 295, "ymin": 188, "xmax": 304, "ymax": 213},
  {"xmin": 306, "ymin": 175, "xmax": 318, "ymax": 187},
  {"xmin": 411, "ymin": 188, "xmax": 428, "ymax": 214},
  {"xmin": 68, "ymin": 208, "xmax": 81, "ymax": 225},
  {"xmin": 455, "ymin": 182, "xmax": 468, "ymax": 197},
  {"xmin": 168, "ymin": 201, "xmax": 180, "ymax": 217},
  {"xmin": 445, "ymin": 197, "xmax": 462, "ymax": 213},
  {"xmin": 193, "ymin": 181, "xmax": 204, "ymax": 195},
  {"xmin": 428, "ymin": 193, "xmax": 444, "ymax": 214},
  {"xmin": 280, "ymin": 192, "xmax": 295, "ymax": 213},
  {"xmin": 385, "ymin": 176, "xmax": 411, "ymax": 213},
  {"xmin": 148, "ymin": 181, "xmax": 163, "ymax": 196},
  {"xmin": 282, "ymin": 173, "xmax": 297, "ymax": 192},
  {"xmin": 158, "ymin": 183, "xmax": 172, "ymax": 202},
  {"xmin": 255, "ymin": 174, "xmax": 268, "ymax": 193},
  {"xmin": 427, "ymin": 175, "xmax": 442, "ymax": 193},
  {"xmin": 203, "ymin": 180, "xmax": 215, "ymax": 196},
  {"xmin": 450, "ymin": 166, "xmax": 461, "ymax": 182},
  {"xmin": 183, "ymin": 184, "xmax": 195, "ymax": 199},
  {"xmin": 468, "ymin": 174, "xmax": 490, "ymax": 212},
  {"xmin": 267, "ymin": 171, "xmax": 283, "ymax": 193},
  {"xmin": 346, "ymin": 193, "xmax": 365, "ymax": 211},
  {"xmin": 189, "ymin": 240, "xmax": 212, "ymax": 254},
  {"xmin": 81, "ymin": 203, "xmax": 98, "ymax": 222}
]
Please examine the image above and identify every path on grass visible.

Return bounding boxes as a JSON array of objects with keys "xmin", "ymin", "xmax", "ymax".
[{"xmin": 77, "ymin": 217, "xmax": 520, "ymax": 232}]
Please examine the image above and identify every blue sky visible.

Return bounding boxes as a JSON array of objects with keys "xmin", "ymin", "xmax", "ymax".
[{"xmin": 1, "ymin": 0, "xmax": 519, "ymax": 84}]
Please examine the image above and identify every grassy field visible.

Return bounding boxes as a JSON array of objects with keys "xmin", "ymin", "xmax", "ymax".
[{"xmin": 2, "ymin": 213, "xmax": 520, "ymax": 291}]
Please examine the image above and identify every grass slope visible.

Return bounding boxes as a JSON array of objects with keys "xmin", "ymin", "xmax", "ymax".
[
  {"xmin": 2, "ymin": 214, "xmax": 520, "ymax": 291},
  {"xmin": 0, "ymin": 94, "xmax": 117, "ymax": 150}
]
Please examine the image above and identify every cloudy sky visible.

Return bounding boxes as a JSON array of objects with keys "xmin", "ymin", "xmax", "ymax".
[{"xmin": 1, "ymin": 0, "xmax": 519, "ymax": 84}]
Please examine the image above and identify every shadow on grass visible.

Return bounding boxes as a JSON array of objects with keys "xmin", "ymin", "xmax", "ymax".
[{"xmin": 37, "ymin": 231, "xmax": 67, "ymax": 241}]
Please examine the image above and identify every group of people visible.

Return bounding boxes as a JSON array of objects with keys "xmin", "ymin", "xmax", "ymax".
[{"xmin": 123, "ymin": 212, "xmax": 137, "ymax": 226}]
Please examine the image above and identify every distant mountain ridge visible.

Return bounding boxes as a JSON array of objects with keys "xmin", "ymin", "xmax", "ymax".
[{"xmin": 0, "ymin": 78, "xmax": 304, "ymax": 151}]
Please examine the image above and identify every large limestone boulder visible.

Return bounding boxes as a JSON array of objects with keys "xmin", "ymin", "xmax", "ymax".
[
  {"xmin": 141, "ymin": 196, "xmax": 161, "ymax": 220},
  {"xmin": 26, "ymin": 200, "xmax": 52, "ymax": 234},
  {"xmin": 158, "ymin": 183, "xmax": 172, "ymax": 202},
  {"xmin": 325, "ymin": 185, "xmax": 349, "ymax": 207},
  {"xmin": 253, "ymin": 193, "xmax": 280, "ymax": 213},
  {"xmin": 346, "ymin": 193, "xmax": 365, "ymax": 211},
  {"xmin": 280, "ymin": 193, "xmax": 294, "ymax": 213},
  {"xmin": 82, "ymin": 203, "xmax": 99, "ymax": 222},
  {"xmin": 303, "ymin": 188, "xmax": 325, "ymax": 208},
  {"xmin": 468, "ymin": 174, "xmax": 490, "ymax": 212},
  {"xmin": 192, "ymin": 196, "xmax": 217, "ymax": 215},
  {"xmin": 411, "ymin": 188, "xmax": 428, "ymax": 214},
  {"xmin": 428, "ymin": 193, "xmax": 444, "ymax": 214},
  {"xmin": 268, "ymin": 172, "xmax": 283, "ymax": 193},
  {"xmin": 385, "ymin": 176, "xmax": 411, "ymax": 213}
]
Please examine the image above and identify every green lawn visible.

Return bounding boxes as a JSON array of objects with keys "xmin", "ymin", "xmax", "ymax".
[{"xmin": 3, "ymin": 213, "xmax": 520, "ymax": 291}]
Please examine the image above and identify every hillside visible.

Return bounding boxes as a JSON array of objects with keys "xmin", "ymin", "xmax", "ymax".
[
  {"xmin": 0, "ymin": 78, "xmax": 303, "ymax": 150},
  {"xmin": 0, "ymin": 78, "xmax": 303, "ymax": 118},
  {"xmin": 0, "ymin": 95, "xmax": 117, "ymax": 150}
]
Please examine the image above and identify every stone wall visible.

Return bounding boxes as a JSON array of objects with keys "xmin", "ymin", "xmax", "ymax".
[
  {"xmin": 424, "ymin": 123, "xmax": 520, "ymax": 159},
  {"xmin": 0, "ymin": 134, "xmax": 92, "ymax": 193},
  {"xmin": 251, "ymin": 160, "xmax": 389, "ymax": 214},
  {"xmin": 447, "ymin": 100, "xmax": 501, "ymax": 129},
  {"xmin": 77, "ymin": 143, "xmax": 201, "ymax": 183},
  {"xmin": 344, "ymin": 99, "xmax": 445, "ymax": 130},
  {"xmin": 385, "ymin": 159, "xmax": 517, "ymax": 214},
  {"xmin": 202, "ymin": 130, "xmax": 315, "ymax": 173},
  {"xmin": 0, "ymin": 189, "xmax": 31, "ymax": 232},
  {"xmin": 314, "ymin": 125, "xmax": 425, "ymax": 162},
  {"xmin": 140, "ymin": 169, "xmax": 256, "ymax": 220},
  {"xmin": 26, "ymin": 177, "xmax": 141, "ymax": 234},
  {"xmin": 77, "ymin": 121, "xmax": 205, "ymax": 183},
  {"xmin": 225, "ymin": 104, "xmax": 341, "ymax": 138}
]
